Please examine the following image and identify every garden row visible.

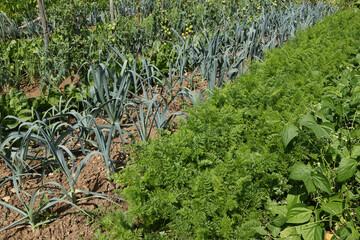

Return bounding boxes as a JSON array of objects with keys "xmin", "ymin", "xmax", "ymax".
[
  {"xmin": 1, "ymin": 0, "xmax": 325, "ymax": 234},
  {"xmin": 0, "ymin": 1, "xmax": 355, "ymax": 238},
  {"xmin": 0, "ymin": 0, "xmax": 337, "ymax": 88},
  {"xmin": 93, "ymin": 9, "xmax": 360, "ymax": 239},
  {"xmin": 0, "ymin": 1, "xmax": 336, "ymax": 132}
]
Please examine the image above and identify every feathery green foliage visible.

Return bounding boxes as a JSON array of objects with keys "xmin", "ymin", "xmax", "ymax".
[
  {"xmin": 96, "ymin": 10, "xmax": 360, "ymax": 239},
  {"xmin": 270, "ymin": 33, "xmax": 360, "ymax": 240}
]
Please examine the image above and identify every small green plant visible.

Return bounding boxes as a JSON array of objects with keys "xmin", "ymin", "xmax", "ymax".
[
  {"xmin": 273, "ymin": 50, "xmax": 360, "ymax": 239},
  {"xmin": 95, "ymin": 9, "xmax": 360, "ymax": 239},
  {"xmin": 35, "ymin": 195, "xmax": 59, "ymax": 227},
  {"xmin": 0, "ymin": 176, "xmax": 88, "ymax": 232}
]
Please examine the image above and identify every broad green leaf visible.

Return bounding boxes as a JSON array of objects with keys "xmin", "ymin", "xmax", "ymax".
[
  {"xmin": 286, "ymin": 207, "xmax": 312, "ymax": 224},
  {"xmin": 273, "ymin": 215, "xmax": 287, "ymax": 227},
  {"xmin": 334, "ymin": 223, "xmax": 359, "ymax": 240},
  {"xmin": 351, "ymin": 144, "xmax": 360, "ymax": 158},
  {"xmin": 298, "ymin": 114, "xmax": 330, "ymax": 139},
  {"xmin": 322, "ymin": 202, "xmax": 343, "ymax": 215},
  {"xmin": 311, "ymin": 124, "xmax": 331, "ymax": 139},
  {"xmin": 9, "ymin": 88, "xmax": 19, "ymax": 98},
  {"xmin": 337, "ymin": 158, "xmax": 358, "ymax": 182},
  {"xmin": 347, "ymin": 221, "xmax": 360, "ymax": 239},
  {"xmin": 329, "ymin": 193, "xmax": 342, "ymax": 202},
  {"xmin": 303, "ymin": 176, "xmax": 316, "ymax": 193},
  {"xmin": 17, "ymin": 109, "xmax": 33, "ymax": 122},
  {"xmin": 268, "ymin": 224, "xmax": 281, "ymax": 238},
  {"xmin": 254, "ymin": 226, "xmax": 268, "ymax": 236},
  {"xmin": 352, "ymin": 86, "xmax": 360, "ymax": 94},
  {"xmin": 301, "ymin": 224, "xmax": 324, "ymax": 240},
  {"xmin": 280, "ymin": 226, "xmax": 300, "ymax": 238},
  {"xmin": 9, "ymin": 98, "xmax": 21, "ymax": 112},
  {"xmin": 335, "ymin": 227, "xmax": 352, "ymax": 239},
  {"xmin": 287, "ymin": 186, "xmax": 307, "ymax": 209},
  {"xmin": 335, "ymin": 104, "xmax": 344, "ymax": 117},
  {"xmin": 281, "ymin": 124, "xmax": 299, "ymax": 147},
  {"xmin": 268, "ymin": 205, "xmax": 287, "ymax": 216},
  {"xmin": 312, "ymin": 172, "xmax": 331, "ymax": 194},
  {"xmin": 341, "ymin": 146, "xmax": 351, "ymax": 158},
  {"xmin": 356, "ymin": 207, "xmax": 360, "ymax": 221},
  {"xmin": 299, "ymin": 114, "xmax": 317, "ymax": 129},
  {"xmin": 355, "ymin": 171, "xmax": 360, "ymax": 183},
  {"xmin": 48, "ymin": 87, "xmax": 62, "ymax": 106},
  {"xmin": 287, "ymin": 195, "xmax": 302, "ymax": 210},
  {"xmin": 295, "ymin": 224, "xmax": 304, "ymax": 235},
  {"xmin": 289, "ymin": 162, "xmax": 311, "ymax": 181}
]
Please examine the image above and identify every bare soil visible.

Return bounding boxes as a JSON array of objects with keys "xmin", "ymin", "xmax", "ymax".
[
  {"xmin": 0, "ymin": 152, "xmax": 120, "ymax": 240},
  {"xmin": 0, "ymin": 94, "xmax": 127, "ymax": 240},
  {"xmin": 0, "ymin": 73, "xmax": 80, "ymax": 99},
  {"xmin": 0, "ymin": 70, "xmax": 210, "ymax": 240}
]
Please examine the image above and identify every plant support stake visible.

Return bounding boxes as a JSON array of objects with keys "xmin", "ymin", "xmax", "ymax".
[
  {"xmin": 110, "ymin": 0, "xmax": 114, "ymax": 24},
  {"xmin": 37, "ymin": 0, "xmax": 49, "ymax": 51}
]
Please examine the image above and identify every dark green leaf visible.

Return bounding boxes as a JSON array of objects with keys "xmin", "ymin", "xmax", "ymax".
[
  {"xmin": 304, "ymin": 176, "xmax": 316, "ymax": 193},
  {"xmin": 311, "ymin": 124, "xmax": 331, "ymax": 139},
  {"xmin": 298, "ymin": 114, "xmax": 330, "ymax": 139},
  {"xmin": 289, "ymin": 162, "xmax": 311, "ymax": 181},
  {"xmin": 301, "ymin": 224, "xmax": 324, "ymax": 240},
  {"xmin": 286, "ymin": 207, "xmax": 312, "ymax": 224},
  {"xmin": 281, "ymin": 124, "xmax": 299, "ymax": 147},
  {"xmin": 254, "ymin": 226, "xmax": 268, "ymax": 236},
  {"xmin": 299, "ymin": 115, "xmax": 317, "ymax": 129},
  {"xmin": 337, "ymin": 158, "xmax": 358, "ymax": 182},
  {"xmin": 273, "ymin": 215, "xmax": 287, "ymax": 227},
  {"xmin": 17, "ymin": 109, "xmax": 33, "ymax": 122},
  {"xmin": 322, "ymin": 202, "xmax": 343, "ymax": 215},
  {"xmin": 268, "ymin": 224, "xmax": 281, "ymax": 238},
  {"xmin": 351, "ymin": 144, "xmax": 360, "ymax": 158},
  {"xmin": 312, "ymin": 172, "xmax": 331, "ymax": 194}
]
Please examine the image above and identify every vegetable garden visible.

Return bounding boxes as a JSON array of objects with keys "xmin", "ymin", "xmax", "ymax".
[{"xmin": 0, "ymin": 0, "xmax": 360, "ymax": 239}]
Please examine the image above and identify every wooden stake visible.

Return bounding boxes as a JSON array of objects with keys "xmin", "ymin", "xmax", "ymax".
[
  {"xmin": 110, "ymin": 0, "xmax": 114, "ymax": 24},
  {"xmin": 37, "ymin": 0, "xmax": 49, "ymax": 51}
]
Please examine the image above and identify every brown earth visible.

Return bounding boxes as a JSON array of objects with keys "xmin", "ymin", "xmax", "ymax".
[
  {"xmin": 0, "ymin": 73, "xmax": 80, "ymax": 99},
  {"xmin": 0, "ymin": 130, "xmax": 127, "ymax": 240},
  {"xmin": 0, "ymin": 67, "xmax": 220, "ymax": 240},
  {"xmin": 0, "ymin": 157, "xmax": 118, "ymax": 240},
  {"xmin": 0, "ymin": 136, "xmax": 130, "ymax": 239}
]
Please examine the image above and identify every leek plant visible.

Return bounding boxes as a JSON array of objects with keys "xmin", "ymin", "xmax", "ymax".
[
  {"xmin": 86, "ymin": 57, "xmax": 132, "ymax": 156},
  {"xmin": 167, "ymin": 1, "xmax": 338, "ymax": 89},
  {"xmin": 87, "ymin": 62, "xmax": 130, "ymax": 126},
  {"xmin": 126, "ymin": 98, "xmax": 157, "ymax": 142},
  {"xmin": 179, "ymin": 88, "xmax": 205, "ymax": 105},
  {"xmin": 91, "ymin": 117, "xmax": 126, "ymax": 179},
  {"xmin": 68, "ymin": 112, "xmax": 96, "ymax": 147},
  {"xmin": 0, "ymin": 176, "xmax": 90, "ymax": 232},
  {"xmin": 153, "ymin": 92, "xmax": 185, "ymax": 130},
  {"xmin": 0, "ymin": 113, "xmax": 124, "ymax": 231}
]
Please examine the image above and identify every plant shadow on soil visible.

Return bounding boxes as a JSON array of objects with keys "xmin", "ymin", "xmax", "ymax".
[
  {"xmin": 0, "ymin": 65, "xmax": 218, "ymax": 239},
  {"xmin": 0, "ymin": 143, "xmax": 128, "ymax": 240},
  {"xmin": 0, "ymin": 76, "xmax": 126, "ymax": 239}
]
